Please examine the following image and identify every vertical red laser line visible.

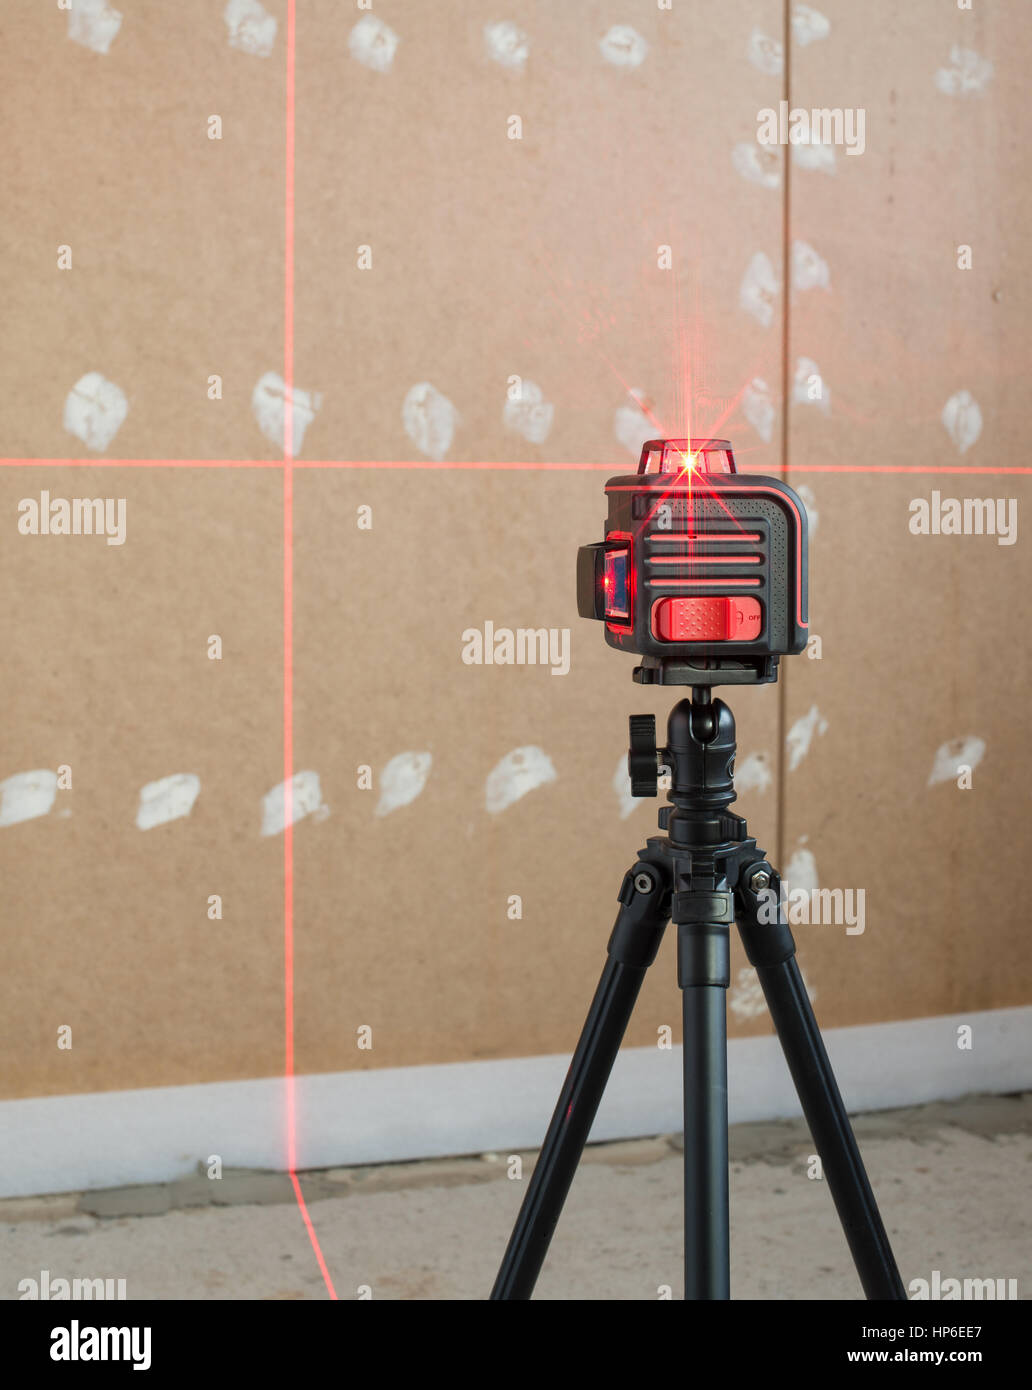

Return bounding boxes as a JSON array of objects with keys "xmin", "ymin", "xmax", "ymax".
[{"xmin": 282, "ymin": 0, "xmax": 338, "ymax": 1300}]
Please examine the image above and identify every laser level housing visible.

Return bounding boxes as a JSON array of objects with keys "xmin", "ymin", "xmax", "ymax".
[{"xmin": 577, "ymin": 438, "xmax": 808, "ymax": 685}]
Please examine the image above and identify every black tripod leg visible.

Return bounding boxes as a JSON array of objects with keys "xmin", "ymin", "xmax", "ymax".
[
  {"xmin": 681, "ymin": 985, "xmax": 730, "ymax": 1298},
  {"xmin": 736, "ymin": 866, "xmax": 907, "ymax": 1300},
  {"xmin": 490, "ymin": 862, "xmax": 669, "ymax": 1300},
  {"xmin": 677, "ymin": 896, "xmax": 733, "ymax": 1300}
]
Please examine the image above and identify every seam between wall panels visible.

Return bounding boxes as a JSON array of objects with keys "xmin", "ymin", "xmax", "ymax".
[{"xmin": 775, "ymin": 0, "xmax": 792, "ymax": 877}]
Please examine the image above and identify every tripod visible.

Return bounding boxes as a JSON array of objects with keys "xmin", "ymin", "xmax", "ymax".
[{"xmin": 491, "ymin": 688, "xmax": 906, "ymax": 1300}]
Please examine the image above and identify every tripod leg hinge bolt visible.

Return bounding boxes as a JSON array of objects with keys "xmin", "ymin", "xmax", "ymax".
[
  {"xmin": 633, "ymin": 872, "xmax": 655, "ymax": 895},
  {"xmin": 749, "ymin": 869, "xmax": 771, "ymax": 892}
]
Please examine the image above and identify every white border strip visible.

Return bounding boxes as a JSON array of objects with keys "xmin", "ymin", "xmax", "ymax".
[{"xmin": 1, "ymin": 1007, "xmax": 1028, "ymax": 1199}]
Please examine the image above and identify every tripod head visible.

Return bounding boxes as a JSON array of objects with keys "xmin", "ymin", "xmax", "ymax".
[
  {"xmin": 577, "ymin": 438, "xmax": 809, "ymax": 687},
  {"xmin": 628, "ymin": 688, "xmax": 743, "ymax": 847}
]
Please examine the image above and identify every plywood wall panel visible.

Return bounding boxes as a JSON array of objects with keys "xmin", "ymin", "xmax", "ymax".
[
  {"xmin": 0, "ymin": 470, "xmax": 284, "ymax": 1097},
  {"xmin": 287, "ymin": 0, "xmax": 788, "ymax": 1070},
  {"xmin": 781, "ymin": 1, "xmax": 1032, "ymax": 1028},
  {"xmin": 1, "ymin": 0, "xmax": 287, "ymax": 462},
  {"xmin": 295, "ymin": 0, "xmax": 787, "ymax": 471}
]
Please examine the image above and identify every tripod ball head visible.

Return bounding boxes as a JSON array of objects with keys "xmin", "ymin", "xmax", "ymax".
[{"xmin": 629, "ymin": 695, "xmax": 738, "ymax": 829}]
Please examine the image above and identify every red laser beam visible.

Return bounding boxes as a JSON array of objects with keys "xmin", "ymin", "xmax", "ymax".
[
  {"xmin": 2, "ymin": 457, "xmax": 1030, "ymax": 475},
  {"xmin": 280, "ymin": 0, "xmax": 338, "ymax": 1302},
  {"xmin": 0, "ymin": 458, "xmax": 283, "ymax": 468}
]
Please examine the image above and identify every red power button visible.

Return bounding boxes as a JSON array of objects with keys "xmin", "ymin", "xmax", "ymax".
[{"xmin": 652, "ymin": 596, "xmax": 762, "ymax": 642}]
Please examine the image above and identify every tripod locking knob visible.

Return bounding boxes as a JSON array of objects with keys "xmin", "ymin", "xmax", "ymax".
[{"xmin": 628, "ymin": 714, "xmax": 660, "ymax": 797}]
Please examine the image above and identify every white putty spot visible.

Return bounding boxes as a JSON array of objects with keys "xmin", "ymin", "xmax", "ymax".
[
  {"xmin": 786, "ymin": 705, "xmax": 828, "ymax": 772},
  {"xmin": 731, "ymin": 141, "xmax": 781, "ymax": 190},
  {"xmin": 376, "ymin": 752, "xmax": 432, "ymax": 817},
  {"xmin": 136, "ymin": 774, "xmax": 201, "ymax": 831},
  {"xmin": 613, "ymin": 753, "xmax": 637, "ymax": 820},
  {"xmin": 728, "ymin": 967, "xmax": 767, "ymax": 1021},
  {"xmin": 784, "ymin": 840, "xmax": 820, "ymax": 894},
  {"xmin": 742, "ymin": 378, "xmax": 775, "ymax": 444},
  {"xmin": 486, "ymin": 747, "xmax": 557, "ymax": 814},
  {"xmin": 260, "ymin": 772, "xmax": 328, "ymax": 837},
  {"xmin": 599, "ymin": 25, "xmax": 648, "ymax": 68},
  {"xmin": 223, "ymin": 0, "xmax": 277, "ymax": 58},
  {"xmin": 739, "ymin": 253, "xmax": 779, "ymax": 328},
  {"xmin": 349, "ymin": 14, "xmax": 399, "ymax": 74},
  {"xmin": 252, "ymin": 372, "xmax": 322, "ymax": 457},
  {"xmin": 793, "ymin": 356, "xmax": 831, "ymax": 415},
  {"xmin": 792, "ymin": 139, "xmax": 836, "ymax": 174},
  {"xmin": 935, "ymin": 46, "xmax": 993, "ymax": 97},
  {"xmin": 941, "ymin": 390, "xmax": 982, "ymax": 455},
  {"xmin": 0, "ymin": 771, "xmax": 58, "ymax": 828},
  {"xmin": 791, "ymin": 240, "xmax": 830, "ymax": 293},
  {"xmin": 403, "ymin": 382, "xmax": 458, "ymax": 461},
  {"xmin": 747, "ymin": 30, "xmax": 783, "ymax": 77},
  {"xmin": 796, "ymin": 483, "xmax": 819, "ymax": 537},
  {"xmin": 928, "ymin": 737, "xmax": 985, "ymax": 788},
  {"xmin": 614, "ymin": 389, "xmax": 655, "ymax": 458},
  {"xmin": 503, "ymin": 380, "xmax": 554, "ymax": 445},
  {"xmin": 67, "ymin": 0, "xmax": 122, "ymax": 55},
  {"xmin": 735, "ymin": 752, "xmax": 772, "ymax": 795},
  {"xmin": 792, "ymin": 4, "xmax": 830, "ymax": 46},
  {"xmin": 484, "ymin": 21, "xmax": 528, "ymax": 73},
  {"xmin": 63, "ymin": 373, "xmax": 128, "ymax": 453},
  {"xmin": 730, "ymin": 954, "xmax": 817, "ymax": 1021}
]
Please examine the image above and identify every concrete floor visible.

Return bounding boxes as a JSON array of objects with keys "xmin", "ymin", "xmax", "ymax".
[{"xmin": 2, "ymin": 1093, "xmax": 1029, "ymax": 1300}]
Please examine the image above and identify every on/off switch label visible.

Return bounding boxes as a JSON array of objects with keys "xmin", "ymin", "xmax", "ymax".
[{"xmin": 652, "ymin": 595, "xmax": 762, "ymax": 642}]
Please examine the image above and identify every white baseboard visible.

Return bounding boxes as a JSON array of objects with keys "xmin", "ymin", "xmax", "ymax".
[{"xmin": 1, "ymin": 1006, "xmax": 1028, "ymax": 1199}]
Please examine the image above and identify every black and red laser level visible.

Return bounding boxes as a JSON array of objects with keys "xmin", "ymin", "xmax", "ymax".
[
  {"xmin": 577, "ymin": 438, "xmax": 808, "ymax": 685},
  {"xmin": 492, "ymin": 437, "xmax": 905, "ymax": 1303}
]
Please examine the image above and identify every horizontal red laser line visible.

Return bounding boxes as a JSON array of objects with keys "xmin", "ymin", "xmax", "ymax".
[
  {"xmin": 0, "ymin": 458, "xmax": 281, "ymax": 468},
  {"xmin": 1, "ymin": 458, "xmax": 1030, "ymax": 475},
  {"xmin": 780, "ymin": 464, "xmax": 1032, "ymax": 475},
  {"xmin": 0, "ymin": 459, "xmax": 611, "ymax": 473},
  {"xmin": 296, "ymin": 460, "xmax": 616, "ymax": 471}
]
